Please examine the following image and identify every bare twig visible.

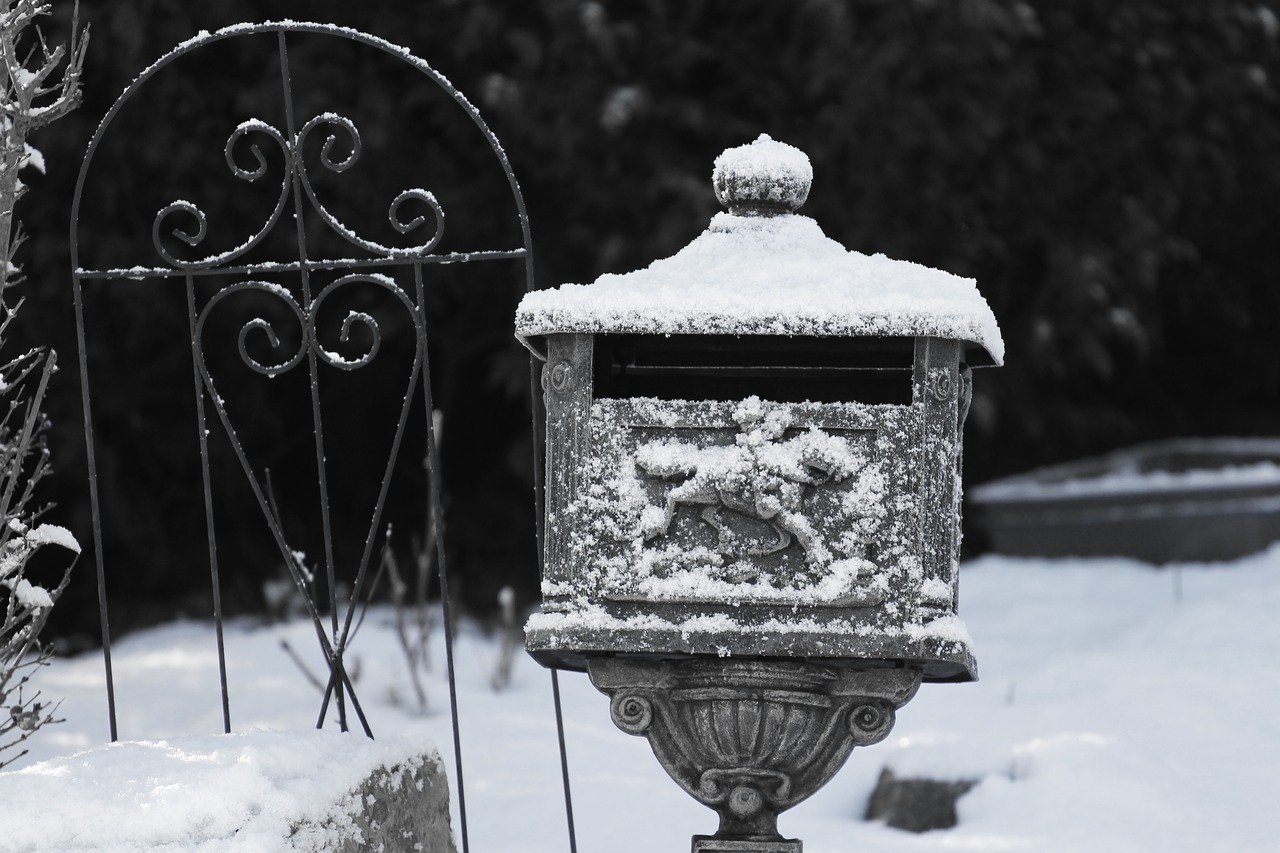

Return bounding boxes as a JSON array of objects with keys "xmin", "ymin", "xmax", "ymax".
[
  {"xmin": 278, "ymin": 639, "xmax": 325, "ymax": 693},
  {"xmin": 384, "ymin": 530, "xmax": 430, "ymax": 713},
  {"xmin": 0, "ymin": 2, "xmax": 88, "ymax": 299},
  {"xmin": 490, "ymin": 586, "xmax": 519, "ymax": 692}
]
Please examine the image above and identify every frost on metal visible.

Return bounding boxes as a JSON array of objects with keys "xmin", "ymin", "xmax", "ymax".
[
  {"xmin": 578, "ymin": 396, "xmax": 892, "ymax": 606},
  {"xmin": 516, "ymin": 136, "xmax": 1003, "ymax": 366},
  {"xmin": 712, "ymin": 133, "xmax": 813, "ymax": 213},
  {"xmin": 72, "ymin": 22, "xmax": 535, "ymax": 739},
  {"xmin": 526, "ymin": 333, "xmax": 977, "ymax": 681},
  {"xmin": 523, "ymin": 135, "xmax": 997, "ymax": 682}
]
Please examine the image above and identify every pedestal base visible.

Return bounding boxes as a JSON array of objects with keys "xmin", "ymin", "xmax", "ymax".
[
  {"xmin": 589, "ymin": 658, "xmax": 922, "ymax": 850},
  {"xmin": 692, "ymin": 835, "xmax": 801, "ymax": 853}
]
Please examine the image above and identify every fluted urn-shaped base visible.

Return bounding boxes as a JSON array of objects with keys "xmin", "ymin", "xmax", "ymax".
[{"xmin": 588, "ymin": 658, "xmax": 922, "ymax": 852}]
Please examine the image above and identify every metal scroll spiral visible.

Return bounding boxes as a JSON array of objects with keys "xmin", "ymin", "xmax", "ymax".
[
  {"xmin": 194, "ymin": 274, "xmax": 420, "ymax": 381},
  {"xmin": 195, "ymin": 281, "xmax": 307, "ymax": 378},
  {"xmin": 309, "ymin": 274, "xmax": 419, "ymax": 370},
  {"xmin": 153, "ymin": 115, "xmax": 445, "ymax": 268},
  {"xmin": 296, "ymin": 114, "xmax": 445, "ymax": 258},
  {"xmin": 153, "ymin": 120, "xmax": 292, "ymax": 269}
]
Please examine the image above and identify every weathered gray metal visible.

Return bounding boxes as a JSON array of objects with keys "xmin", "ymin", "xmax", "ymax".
[
  {"xmin": 530, "ymin": 335, "xmax": 976, "ymax": 680},
  {"xmin": 520, "ymin": 136, "xmax": 1001, "ymax": 683},
  {"xmin": 519, "ymin": 135, "xmax": 1001, "ymax": 849}
]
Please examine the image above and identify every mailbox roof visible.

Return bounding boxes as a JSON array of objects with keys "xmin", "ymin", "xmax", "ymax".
[{"xmin": 516, "ymin": 205, "xmax": 1004, "ymax": 365}]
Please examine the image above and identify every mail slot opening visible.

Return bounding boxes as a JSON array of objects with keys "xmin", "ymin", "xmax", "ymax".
[{"xmin": 592, "ymin": 333, "xmax": 917, "ymax": 404}]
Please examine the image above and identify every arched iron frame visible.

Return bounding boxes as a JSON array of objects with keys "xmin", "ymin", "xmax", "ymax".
[{"xmin": 69, "ymin": 23, "xmax": 553, "ymax": 853}]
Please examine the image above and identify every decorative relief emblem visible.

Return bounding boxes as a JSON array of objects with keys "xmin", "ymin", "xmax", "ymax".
[
  {"xmin": 542, "ymin": 359, "xmax": 574, "ymax": 395},
  {"xmin": 636, "ymin": 403, "xmax": 852, "ymax": 563},
  {"xmin": 605, "ymin": 397, "xmax": 889, "ymax": 606},
  {"xmin": 927, "ymin": 367, "xmax": 955, "ymax": 402}
]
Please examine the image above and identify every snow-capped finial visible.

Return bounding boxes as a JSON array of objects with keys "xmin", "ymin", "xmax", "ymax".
[{"xmin": 712, "ymin": 134, "xmax": 813, "ymax": 216}]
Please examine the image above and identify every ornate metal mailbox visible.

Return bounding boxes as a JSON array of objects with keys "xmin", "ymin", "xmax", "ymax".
[{"xmin": 517, "ymin": 136, "xmax": 1003, "ymax": 852}]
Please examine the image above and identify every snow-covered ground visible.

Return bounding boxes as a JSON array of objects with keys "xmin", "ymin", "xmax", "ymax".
[{"xmin": 4, "ymin": 547, "xmax": 1280, "ymax": 852}]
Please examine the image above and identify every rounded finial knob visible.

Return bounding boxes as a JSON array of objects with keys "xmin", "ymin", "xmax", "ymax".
[{"xmin": 712, "ymin": 134, "xmax": 813, "ymax": 215}]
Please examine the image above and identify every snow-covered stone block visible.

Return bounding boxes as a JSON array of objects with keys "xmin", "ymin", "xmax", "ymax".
[
  {"xmin": 864, "ymin": 766, "xmax": 977, "ymax": 833},
  {"xmin": 0, "ymin": 730, "xmax": 456, "ymax": 852}
]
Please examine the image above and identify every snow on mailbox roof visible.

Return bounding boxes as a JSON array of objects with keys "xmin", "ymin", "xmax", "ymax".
[{"xmin": 517, "ymin": 135, "xmax": 1004, "ymax": 365}]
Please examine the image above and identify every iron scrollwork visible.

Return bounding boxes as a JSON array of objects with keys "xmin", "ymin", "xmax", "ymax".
[
  {"xmin": 71, "ymin": 21, "xmax": 537, "ymax": 751},
  {"xmin": 194, "ymin": 273, "xmax": 421, "ymax": 380},
  {"xmin": 295, "ymin": 113, "xmax": 445, "ymax": 258},
  {"xmin": 152, "ymin": 120, "xmax": 292, "ymax": 269},
  {"xmin": 189, "ymin": 272, "xmax": 424, "ymax": 737},
  {"xmin": 152, "ymin": 114, "xmax": 445, "ymax": 268}
]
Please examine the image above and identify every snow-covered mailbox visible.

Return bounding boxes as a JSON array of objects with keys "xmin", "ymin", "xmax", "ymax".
[{"xmin": 516, "ymin": 135, "xmax": 1003, "ymax": 852}]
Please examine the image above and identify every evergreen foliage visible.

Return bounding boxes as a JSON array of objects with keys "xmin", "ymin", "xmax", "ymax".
[{"xmin": 12, "ymin": 0, "xmax": 1279, "ymax": 633}]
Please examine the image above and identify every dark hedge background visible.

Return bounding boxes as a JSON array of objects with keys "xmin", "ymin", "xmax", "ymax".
[{"xmin": 15, "ymin": 0, "xmax": 1280, "ymax": 640}]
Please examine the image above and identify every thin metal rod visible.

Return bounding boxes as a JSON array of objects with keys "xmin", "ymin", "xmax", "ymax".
[
  {"xmin": 551, "ymin": 669, "xmax": 579, "ymax": 853},
  {"xmin": 330, "ymin": 334, "xmax": 423, "ymax": 708},
  {"xmin": 70, "ymin": 274, "xmax": 117, "ymax": 742},
  {"xmin": 75, "ymin": 250, "xmax": 529, "ymax": 280},
  {"xmin": 315, "ymin": 277, "xmax": 426, "ymax": 737},
  {"xmin": 278, "ymin": 30, "xmax": 347, "ymax": 732},
  {"xmin": 68, "ymin": 22, "xmax": 540, "ymax": 753},
  {"xmin": 187, "ymin": 276, "xmax": 232, "ymax": 734},
  {"xmin": 190, "ymin": 286, "xmax": 373, "ymax": 738},
  {"xmin": 314, "ymin": 657, "xmax": 374, "ymax": 737},
  {"xmin": 416, "ymin": 262, "xmax": 469, "ymax": 853}
]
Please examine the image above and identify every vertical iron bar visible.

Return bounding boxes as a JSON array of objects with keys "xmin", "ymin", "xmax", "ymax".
[
  {"xmin": 314, "ymin": 655, "xmax": 375, "ymax": 737},
  {"xmin": 71, "ymin": 23, "xmax": 541, "ymax": 755},
  {"xmin": 71, "ymin": 274, "xmax": 117, "ymax": 742},
  {"xmin": 327, "ymin": 285, "xmax": 427, "ymax": 719},
  {"xmin": 528, "ymin": 269, "xmax": 575, "ymax": 852},
  {"xmin": 415, "ymin": 262, "xmax": 470, "ymax": 853},
  {"xmin": 186, "ymin": 275, "xmax": 232, "ymax": 733},
  {"xmin": 551, "ymin": 669, "xmax": 579, "ymax": 853},
  {"xmin": 278, "ymin": 30, "xmax": 348, "ymax": 732},
  {"xmin": 189, "ymin": 288, "xmax": 370, "ymax": 737},
  {"xmin": 527, "ymin": 276, "xmax": 578, "ymax": 853}
]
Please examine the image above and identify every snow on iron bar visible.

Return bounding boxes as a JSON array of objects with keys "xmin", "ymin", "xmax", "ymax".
[{"xmin": 516, "ymin": 135, "xmax": 1003, "ymax": 365}]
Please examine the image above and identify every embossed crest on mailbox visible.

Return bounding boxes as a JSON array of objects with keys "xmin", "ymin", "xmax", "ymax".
[{"xmin": 517, "ymin": 135, "xmax": 1003, "ymax": 851}]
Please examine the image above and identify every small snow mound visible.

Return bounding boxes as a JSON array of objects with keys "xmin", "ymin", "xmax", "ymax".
[
  {"xmin": 713, "ymin": 134, "xmax": 813, "ymax": 213},
  {"xmin": 26, "ymin": 523, "xmax": 81, "ymax": 554},
  {"xmin": 12, "ymin": 578, "xmax": 53, "ymax": 609}
]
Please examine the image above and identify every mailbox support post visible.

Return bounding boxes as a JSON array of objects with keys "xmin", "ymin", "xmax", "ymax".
[{"xmin": 589, "ymin": 658, "xmax": 920, "ymax": 852}]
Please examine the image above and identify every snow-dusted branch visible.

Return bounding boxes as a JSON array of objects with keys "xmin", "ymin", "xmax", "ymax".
[
  {"xmin": 0, "ymin": 351, "xmax": 79, "ymax": 768},
  {"xmin": 0, "ymin": 0, "xmax": 85, "ymax": 769},
  {"xmin": 0, "ymin": 1, "xmax": 88, "ymax": 300}
]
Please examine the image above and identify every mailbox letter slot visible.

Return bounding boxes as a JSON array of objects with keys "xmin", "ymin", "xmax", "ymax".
[{"xmin": 593, "ymin": 333, "xmax": 916, "ymax": 404}]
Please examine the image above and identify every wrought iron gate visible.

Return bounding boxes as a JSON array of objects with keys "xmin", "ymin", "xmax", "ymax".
[{"xmin": 70, "ymin": 23, "xmax": 541, "ymax": 851}]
